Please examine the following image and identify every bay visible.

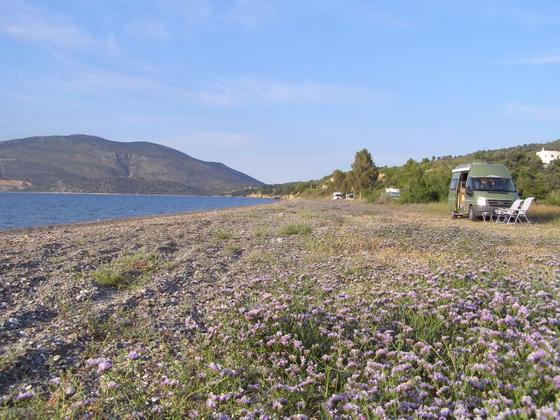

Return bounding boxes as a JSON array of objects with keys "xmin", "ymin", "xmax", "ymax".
[{"xmin": 0, "ymin": 192, "xmax": 273, "ymax": 230}]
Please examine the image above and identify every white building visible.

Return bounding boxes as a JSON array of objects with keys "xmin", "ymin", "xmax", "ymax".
[
  {"xmin": 536, "ymin": 147, "xmax": 560, "ymax": 165},
  {"xmin": 385, "ymin": 187, "xmax": 400, "ymax": 199}
]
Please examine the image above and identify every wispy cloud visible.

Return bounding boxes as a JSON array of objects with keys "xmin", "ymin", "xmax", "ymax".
[
  {"xmin": 125, "ymin": 20, "xmax": 170, "ymax": 40},
  {"xmin": 156, "ymin": 0, "xmax": 277, "ymax": 31},
  {"xmin": 509, "ymin": 54, "xmax": 560, "ymax": 65},
  {"xmin": 507, "ymin": 103, "xmax": 560, "ymax": 121},
  {"xmin": 171, "ymin": 0, "xmax": 214, "ymax": 29},
  {"xmin": 59, "ymin": 69, "xmax": 372, "ymax": 108},
  {"xmin": 359, "ymin": 9, "xmax": 411, "ymax": 28},
  {"xmin": 77, "ymin": 70, "xmax": 164, "ymax": 92},
  {"xmin": 226, "ymin": 0, "xmax": 276, "ymax": 29},
  {"xmin": 0, "ymin": 0, "xmax": 116, "ymax": 54},
  {"xmin": 191, "ymin": 78, "xmax": 372, "ymax": 107},
  {"xmin": 429, "ymin": 0, "xmax": 560, "ymax": 25}
]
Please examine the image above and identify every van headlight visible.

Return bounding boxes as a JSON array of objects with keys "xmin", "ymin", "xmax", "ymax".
[{"xmin": 477, "ymin": 197, "xmax": 487, "ymax": 206}]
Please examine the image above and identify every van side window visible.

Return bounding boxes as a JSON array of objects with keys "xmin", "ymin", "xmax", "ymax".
[
  {"xmin": 449, "ymin": 175, "xmax": 459, "ymax": 190},
  {"xmin": 450, "ymin": 178, "xmax": 458, "ymax": 190},
  {"xmin": 466, "ymin": 177, "xmax": 474, "ymax": 189}
]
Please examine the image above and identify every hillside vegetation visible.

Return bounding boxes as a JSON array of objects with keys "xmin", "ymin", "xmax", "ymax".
[
  {"xmin": 0, "ymin": 135, "xmax": 263, "ymax": 195},
  {"xmin": 246, "ymin": 139, "xmax": 560, "ymax": 205}
]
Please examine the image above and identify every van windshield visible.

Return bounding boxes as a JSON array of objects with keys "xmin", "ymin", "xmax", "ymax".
[{"xmin": 471, "ymin": 177, "xmax": 515, "ymax": 192}]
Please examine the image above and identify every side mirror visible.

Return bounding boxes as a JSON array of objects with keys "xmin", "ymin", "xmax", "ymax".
[{"xmin": 465, "ymin": 186, "xmax": 473, "ymax": 196}]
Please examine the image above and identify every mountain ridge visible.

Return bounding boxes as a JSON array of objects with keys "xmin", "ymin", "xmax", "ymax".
[{"xmin": 0, "ymin": 134, "xmax": 263, "ymax": 195}]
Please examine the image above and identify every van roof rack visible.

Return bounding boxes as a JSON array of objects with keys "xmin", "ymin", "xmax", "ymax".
[{"xmin": 452, "ymin": 164, "xmax": 471, "ymax": 173}]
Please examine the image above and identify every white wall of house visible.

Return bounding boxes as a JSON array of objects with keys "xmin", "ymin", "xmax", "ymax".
[{"xmin": 536, "ymin": 148, "xmax": 560, "ymax": 164}]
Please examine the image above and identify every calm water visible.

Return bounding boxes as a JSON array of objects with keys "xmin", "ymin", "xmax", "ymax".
[{"xmin": 0, "ymin": 192, "xmax": 273, "ymax": 230}]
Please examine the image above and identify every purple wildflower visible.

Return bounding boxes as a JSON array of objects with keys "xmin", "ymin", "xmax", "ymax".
[
  {"xmin": 127, "ymin": 350, "xmax": 140, "ymax": 360},
  {"xmin": 527, "ymin": 350, "xmax": 546, "ymax": 363},
  {"xmin": 15, "ymin": 392, "xmax": 34, "ymax": 401},
  {"xmin": 97, "ymin": 360, "xmax": 112, "ymax": 374}
]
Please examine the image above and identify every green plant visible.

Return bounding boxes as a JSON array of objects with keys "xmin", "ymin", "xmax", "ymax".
[
  {"xmin": 362, "ymin": 189, "xmax": 381, "ymax": 203},
  {"xmin": 226, "ymin": 244, "xmax": 243, "ymax": 256},
  {"xmin": 91, "ymin": 253, "xmax": 159, "ymax": 289},
  {"xmin": 545, "ymin": 190, "xmax": 560, "ymax": 206},
  {"xmin": 213, "ymin": 230, "xmax": 233, "ymax": 240},
  {"xmin": 279, "ymin": 224, "xmax": 312, "ymax": 236}
]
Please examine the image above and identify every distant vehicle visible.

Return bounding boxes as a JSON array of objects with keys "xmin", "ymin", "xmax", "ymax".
[
  {"xmin": 332, "ymin": 192, "xmax": 344, "ymax": 200},
  {"xmin": 345, "ymin": 192, "xmax": 355, "ymax": 200},
  {"xmin": 448, "ymin": 163, "xmax": 519, "ymax": 221},
  {"xmin": 385, "ymin": 187, "xmax": 400, "ymax": 199}
]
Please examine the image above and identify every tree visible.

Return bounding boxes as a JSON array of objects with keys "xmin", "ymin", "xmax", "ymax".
[
  {"xmin": 348, "ymin": 149, "xmax": 379, "ymax": 194},
  {"xmin": 330, "ymin": 169, "xmax": 348, "ymax": 191},
  {"xmin": 399, "ymin": 159, "xmax": 427, "ymax": 203},
  {"xmin": 545, "ymin": 160, "xmax": 560, "ymax": 191}
]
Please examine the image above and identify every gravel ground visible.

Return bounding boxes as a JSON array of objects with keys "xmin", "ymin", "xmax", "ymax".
[{"xmin": 1, "ymin": 200, "xmax": 559, "ymax": 418}]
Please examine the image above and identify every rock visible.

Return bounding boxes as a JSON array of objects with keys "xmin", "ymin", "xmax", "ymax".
[
  {"xmin": 7, "ymin": 317, "xmax": 20, "ymax": 327},
  {"xmin": 48, "ymin": 377, "xmax": 61, "ymax": 386},
  {"xmin": 64, "ymin": 385, "xmax": 76, "ymax": 397}
]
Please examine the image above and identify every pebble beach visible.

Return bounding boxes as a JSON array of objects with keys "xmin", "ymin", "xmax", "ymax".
[{"xmin": 1, "ymin": 200, "xmax": 560, "ymax": 418}]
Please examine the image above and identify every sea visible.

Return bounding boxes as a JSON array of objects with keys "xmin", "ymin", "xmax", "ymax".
[{"xmin": 0, "ymin": 192, "xmax": 274, "ymax": 230}]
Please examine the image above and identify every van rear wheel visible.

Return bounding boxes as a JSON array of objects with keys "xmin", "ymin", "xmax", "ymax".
[
  {"xmin": 468, "ymin": 206, "xmax": 477, "ymax": 221},
  {"xmin": 451, "ymin": 212, "xmax": 457, "ymax": 219}
]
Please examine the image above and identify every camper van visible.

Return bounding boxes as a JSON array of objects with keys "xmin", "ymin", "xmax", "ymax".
[
  {"xmin": 385, "ymin": 187, "xmax": 400, "ymax": 199},
  {"xmin": 449, "ymin": 163, "xmax": 519, "ymax": 221}
]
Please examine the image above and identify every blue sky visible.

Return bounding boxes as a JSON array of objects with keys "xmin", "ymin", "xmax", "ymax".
[{"xmin": 1, "ymin": 0, "xmax": 560, "ymax": 183}]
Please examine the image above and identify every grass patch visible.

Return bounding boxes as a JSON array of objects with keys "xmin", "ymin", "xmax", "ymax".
[
  {"xmin": 91, "ymin": 253, "xmax": 159, "ymax": 289},
  {"xmin": 279, "ymin": 223, "xmax": 312, "ymax": 236},
  {"xmin": 297, "ymin": 211, "xmax": 314, "ymax": 220},
  {"xmin": 226, "ymin": 244, "xmax": 243, "ymax": 257},
  {"xmin": 253, "ymin": 228, "xmax": 270, "ymax": 238},
  {"xmin": 243, "ymin": 250, "xmax": 275, "ymax": 265},
  {"xmin": 213, "ymin": 230, "xmax": 233, "ymax": 240},
  {"xmin": 528, "ymin": 204, "xmax": 560, "ymax": 224}
]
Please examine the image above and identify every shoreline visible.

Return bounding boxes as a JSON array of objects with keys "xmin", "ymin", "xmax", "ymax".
[
  {"xmin": 0, "ymin": 201, "xmax": 277, "ymax": 235},
  {"xmin": 0, "ymin": 190, "xmax": 263, "ymax": 198}
]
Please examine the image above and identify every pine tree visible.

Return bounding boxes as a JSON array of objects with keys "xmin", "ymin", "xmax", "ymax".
[{"xmin": 348, "ymin": 149, "xmax": 379, "ymax": 195}]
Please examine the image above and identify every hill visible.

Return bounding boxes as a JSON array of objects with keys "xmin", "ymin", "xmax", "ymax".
[
  {"xmin": 241, "ymin": 138, "xmax": 560, "ymax": 204},
  {"xmin": 0, "ymin": 135, "xmax": 263, "ymax": 195},
  {"xmin": 380, "ymin": 138, "xmax": 560, "ymax": 204}
]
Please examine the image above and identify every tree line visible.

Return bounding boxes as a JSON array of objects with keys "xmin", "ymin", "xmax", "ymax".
[{"xmin": 242, "ymin": 140, "xmax": 560, "ymax": 205}]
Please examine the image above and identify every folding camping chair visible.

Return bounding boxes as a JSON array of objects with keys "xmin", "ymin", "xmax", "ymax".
[
  {"xmin": 511, "ymin": 197, "xmax": 534, "ymax": 224},
  {"xmin": 494, "ymin": 199, "xmax": 523, "ymax": 224}
]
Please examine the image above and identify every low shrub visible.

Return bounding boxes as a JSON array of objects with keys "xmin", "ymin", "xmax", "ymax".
[
  {"xmin": 213, "ymin": 230, "xmax": 233, "ymax": 240},
  {"xmin": 545, "ymin": 190, "xmax": 560, "ymax": 206},
  {"xmin": 279, "ymin": 224, "xmax": 312, "ymax": 236},
  {"xmin": 91, "ymin": 253, "xmax": 159, "ymax": 289}
]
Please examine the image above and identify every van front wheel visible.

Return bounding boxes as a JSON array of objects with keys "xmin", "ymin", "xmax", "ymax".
[{"xmin": 468, "ymin": 206, "xmax": 477, "ymax": 221}]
